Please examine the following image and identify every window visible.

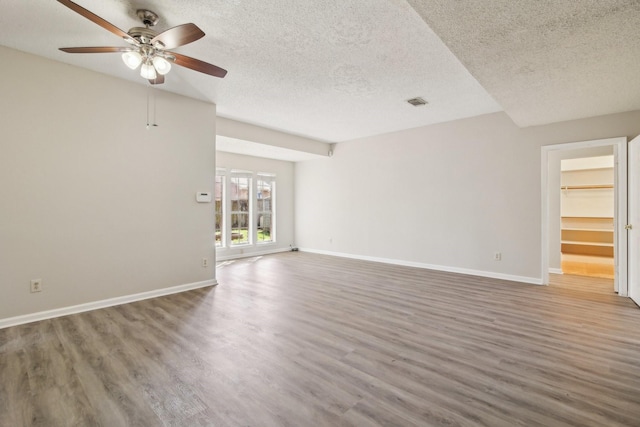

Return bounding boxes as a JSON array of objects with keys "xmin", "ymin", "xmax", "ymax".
[
  {"xmin": 215, "ymin": 171, "xmax": 225, "ymax": 247},
  {"xmin": 216, "ymin": 169, "xmax": 276, "ymax": 249},
  {"xmin": 256, "ymin": 174, "xmax": 275, "ymax": 243},
  {"xmin": 230, "ymin": 172, "xmax": 251, "ymax": 245}
]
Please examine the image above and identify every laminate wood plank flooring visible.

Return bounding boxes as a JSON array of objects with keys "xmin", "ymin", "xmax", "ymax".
[
  {"xmin": 1, "ymin": 252, "xmax": 640, "ymax": 426},
  {"xmin": 550, "ymin": 269, "xmax": 615, "ymax": 295}
]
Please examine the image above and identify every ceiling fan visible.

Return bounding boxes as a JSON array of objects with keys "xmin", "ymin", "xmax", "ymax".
[{"xmin": 56, "ymin": 0, "xmax": 227, "ymax": 84}]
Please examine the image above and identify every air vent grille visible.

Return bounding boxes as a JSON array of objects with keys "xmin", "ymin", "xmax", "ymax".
[{"xmin": 407, "ymin": 97, "xmax": 428, "ymax": 106}]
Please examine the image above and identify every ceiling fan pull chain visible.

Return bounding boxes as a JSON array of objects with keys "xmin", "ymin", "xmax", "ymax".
[
  {"xmin": 146, "ymin": 84, "xmax": 150, "ymax": 129},
  {"xmin": 153, "ymin": 85, "xmax": 157, "ymax": 127},
  {"xmin": 146, "ymin": 82, "xmax": 159, "ymax": 129}
]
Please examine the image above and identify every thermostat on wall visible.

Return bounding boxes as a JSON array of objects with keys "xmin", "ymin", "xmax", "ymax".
[{"xmin": 196, "ymin": 192, "xmax": 212, "ymax": 203}]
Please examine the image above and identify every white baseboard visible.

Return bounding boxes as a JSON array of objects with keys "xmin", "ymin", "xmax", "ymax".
[
  {"xmin": 549, "ymin": 268, "xmax": 564, "ymax": 275},
  {"xmin": 216, "ymin": 247, "xmax": 291, "ymax": 262},
  {"xmin": 299, "ymin": 248, "xmax": 543, "ymax": 285},
  {"xmin": 0, "ymin": 279, "xmax": 217, "ymax": 330}
]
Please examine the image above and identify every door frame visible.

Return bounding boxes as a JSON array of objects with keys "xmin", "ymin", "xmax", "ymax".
[
  {"xmin": 628, "ymin": 135, "xmax": 640, "ymax": 304},
  {"xmin": 541, "ymin": 137, "xmax": 628, "ymax": 295}
]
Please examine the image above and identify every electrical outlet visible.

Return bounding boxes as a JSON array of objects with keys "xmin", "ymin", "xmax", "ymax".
[
  {"xmin": 494, "ymin": 252, "xmax": 502, "ymax": 261},
  {"xmin": 30, "ymin": 279, "xmax": 42, "ymax": 293},
  {"xmin": 202, "ymin": 258, "xmax": 209, "ymax": 268}
]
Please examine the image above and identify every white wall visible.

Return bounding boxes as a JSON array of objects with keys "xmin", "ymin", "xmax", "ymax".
[
  {"xmin": 295, "ymin": 111, "xmax": 640, "ymax": 283},
  {"xmin": 562, "ymin": 156, "xmax": 614, "ymax": 171},
  {"xmin": 217, "ymin": 117, "xmax": 330, "ymax": 156},
  {"xmin": 0, "ymin": 46, "xmax": 217, "ymax": 321},
  {"xmin": 216, "ymin": 151, "xmax": 295, "ymax": 260},
  {"xmin": 561, "ymin": 167, "xmax": 614, "ymax": 218}
]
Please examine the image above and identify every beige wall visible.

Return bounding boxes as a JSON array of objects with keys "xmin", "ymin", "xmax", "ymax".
[
  {"xmin": 295, "ymin": 111, "xmax": 640, "ymax": 283},
  {"xmin": 0, "ymin": 46, "xmax": 217, "ymax": 321}
]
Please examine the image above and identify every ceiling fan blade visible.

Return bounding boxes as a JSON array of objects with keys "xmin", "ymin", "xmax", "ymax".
[
  {"xmin": 57, "ymin": 0, "xmax": 130, "ymax": 40},
  {"xmin": 59, "ymin": 46, "xmax": 133, "ymax": 54},
  {"xmin": 149, "ymin": 74, "xmax": 165, "ymax": 85},
  {"xmin": 169, "ymin": 52, "xmax": 227, "ymax": 78},
  {"xmin": 151, "ymin": 23, "xmax": 205, "ymax": 50}
]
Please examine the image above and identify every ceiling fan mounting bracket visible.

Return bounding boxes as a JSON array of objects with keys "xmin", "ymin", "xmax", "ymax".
[{"xmin": 136, "ymin": 9, "xmax": 159, "ymax": 27}]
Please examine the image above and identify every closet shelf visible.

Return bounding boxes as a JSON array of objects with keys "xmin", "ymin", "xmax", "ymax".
[
  {"xmin": 561, "ymin": 240, "xmax": 613, "ymax": 247},
  {"xmin": 561, "ymin": 227, "xmax": 613, "ymax": 232},
  {"xmin": 560, "ymin": 217, "xmax": 614, "ymax": 258}
]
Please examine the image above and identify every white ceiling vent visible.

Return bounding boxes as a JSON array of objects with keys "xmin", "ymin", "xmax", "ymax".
[{"xmin": 407, "ymin": 97, "xmax": 428, "ymax": 106}]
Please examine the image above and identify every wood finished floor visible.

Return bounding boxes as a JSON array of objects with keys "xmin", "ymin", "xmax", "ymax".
[
  {"xmin": 1, "ymin": 252, "xmax": 640, "ymax": 426},
  {"xmin": 561, "ymin": 254, "xmax": 615, "ymax": 279}
]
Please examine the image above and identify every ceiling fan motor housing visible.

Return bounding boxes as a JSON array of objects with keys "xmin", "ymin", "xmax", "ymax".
[
  {"xmin": 128, "ymin": 27, "xmax": 159, "ymax": 46},
  {"xmin": 136, "ymin": 9, "xmax": 159, "ymax": 27}
]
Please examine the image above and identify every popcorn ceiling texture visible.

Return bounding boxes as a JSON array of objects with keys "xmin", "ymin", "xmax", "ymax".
[
  {"xmin": 407, "ymin": 0, "xmax": 640, "ymax": 127},
  {"xmin": 0, "ymin": 0, "xmax": 637, "ymax": 141}
]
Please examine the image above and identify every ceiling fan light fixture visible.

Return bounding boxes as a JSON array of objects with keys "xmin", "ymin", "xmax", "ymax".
[
  {"xmin": 140, "ymin": 61, "xmax": 157, "ymax": 79},
  {"xmin": 57, "ymin": 1, "xmax": 228, "ymax": 84},
  {"xmin": 152, "ymin": 56, "xmax": 171, "ymax": 75},
  {"xmin": 122, "ymin": 51, "xmax": 142, "ymax": 69}
]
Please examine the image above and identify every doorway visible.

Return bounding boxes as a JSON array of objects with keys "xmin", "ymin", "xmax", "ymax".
[
  {"xmin": 541, "ymin": 137, "xmax": 628, "ymax": 296},
  {"xmin": 560, "ymin": 155, "xmax": 614, "ymax": 281}
]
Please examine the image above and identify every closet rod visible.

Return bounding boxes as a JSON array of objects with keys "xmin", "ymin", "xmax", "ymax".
[{"xmin": 561, "ymin": 184, "xmax": 613, "ymax": 190}]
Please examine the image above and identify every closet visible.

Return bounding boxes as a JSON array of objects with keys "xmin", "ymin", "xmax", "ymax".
[{"xmin": 560, "ymin": 156, "xmax": 614, "ymax": 278}]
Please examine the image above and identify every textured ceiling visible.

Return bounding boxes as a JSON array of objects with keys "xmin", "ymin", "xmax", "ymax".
[
  {"xmin": 407, "ymin": 0, "xmax": 640, "ymax": 127},
  {"xmin": 0, "ymin": 0, "xmax": 638, "ymax": 144}
]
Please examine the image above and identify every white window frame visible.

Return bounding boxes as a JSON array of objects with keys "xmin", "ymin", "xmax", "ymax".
[
  {"xmin": 215, "ymin": 168, "xmax": 226, "ymax": 248},
  {"xmin": 215, "ymin": 169, "xmax": 277, "ymax": 251},
  {"xmin": 256, "ymin": 173, "xmax": 276, "ymax": 244},
  {"xmin": 229, "ymin": 170, "xmax": 253, "ymax": 246}
]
